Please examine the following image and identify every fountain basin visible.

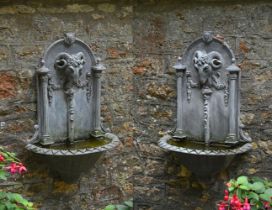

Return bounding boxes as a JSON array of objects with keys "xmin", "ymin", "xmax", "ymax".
[
  {"xmin": 159, "ymin": 134, "xmax": 251, "ymax": 179},
  {"xmin": 26, "ymin": 133, "xmax": 119, "ymax": 182}
]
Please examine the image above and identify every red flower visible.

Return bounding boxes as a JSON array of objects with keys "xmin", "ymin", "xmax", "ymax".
[
  {"xmin": 218, "ymin": 202, "xmax": 226, "ymax": 210},
  {"xmin": 224, "ymin": 190, "xmax": 229, "ymax": 201},
  {"xmin": 230, "ymin": 194, "xmax": 242, "ymax": 210},
  {"xmin": 17, "ymin": 163, "xmax": 27, "ymax": 174},
  {"xmin": 263, "ymin": 201, "xmax": 270, "ymax": 210},
  {"xmin": 6, "ymin": 162, "xmax": 18, "ymax": 174},
  {"xmin": 243, "ymin": 197, "xmax": 250, "ymax": 210},
  {"xmin": 5, "ymin": 162, "xmax": 27, "ymax": 175},
  {"xmin": 0, "ymin": 154, "xmax": 4, "ymax": 162}
]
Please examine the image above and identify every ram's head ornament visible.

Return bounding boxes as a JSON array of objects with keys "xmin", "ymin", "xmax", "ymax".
[
  {"xmin": 193, "ymin": 50, "xmax": 223, "ymax": 88},
  {"xmin": 55, "ymin": 52, "xmax": 85, "ymax": 90}
]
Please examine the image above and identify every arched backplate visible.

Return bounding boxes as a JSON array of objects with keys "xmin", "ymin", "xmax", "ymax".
[
  {"xmin": 176, "ymin": 31, "xmax": 241, "ymax": 144},
  {"xmin": 36, "ymin": 33, "xmax": 98, "ymax": 145}
]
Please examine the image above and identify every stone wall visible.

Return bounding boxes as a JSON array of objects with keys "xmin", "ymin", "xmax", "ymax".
[{"xmin": 0, "ymin": 0, "xmax": 271, "ymax": 209}]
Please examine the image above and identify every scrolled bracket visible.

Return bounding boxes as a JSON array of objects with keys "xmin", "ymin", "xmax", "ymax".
[
  {"xmin": 28, "ymin": 125, "xmax": 40, "ymax": 144},
  {"xmin": 239, "ymin": 124, "xmax": 252, "ymax": 143}
]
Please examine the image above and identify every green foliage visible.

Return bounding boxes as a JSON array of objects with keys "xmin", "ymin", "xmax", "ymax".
[
  {"xmin": 0, "ymin": 170, "xmax": 7, "ymax": 181},
  {"xmin": 0, "ymin": 192, "xmax": 34, "ymax": 210},
  {"xmin": 0, "ymin": 147, "xmax": 35, "ymax": 210},
  {"xmin": 227, "ymin": 176, "xmax": 272, "ymax": 209},
  {"xmin": 104, "ymin": 199, "xmax": 133, "ymax": 210}
]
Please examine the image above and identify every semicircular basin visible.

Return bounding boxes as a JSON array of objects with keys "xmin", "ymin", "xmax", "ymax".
[
  {"xmin": 159, "ymin": 134, "xmax": 252, "ymax": 179},
  {"xmin": 26, "ymin": 133, "xmax": 119, "ymax": 182}
]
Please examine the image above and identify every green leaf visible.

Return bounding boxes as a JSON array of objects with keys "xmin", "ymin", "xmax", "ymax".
[
  {"xmin": 255, "ymin": 200, "xmax": 265, "ymax": 209},
  {"xmin": 4, "ymin": 201, "xmax": 17, "ymax": 210},
  {"xmin": 252, "ymin": 177, "xmax": 264, "ymax": 183},
  {"xmin": 239, "ymin": 184, "xmax": 250, "ymax": 190},
  {"xmin": 237, "ymin": 176, "xmax": 249, "ymax": 185},
  {"xmin": 104, "ymin": 205, "xmax": 116, "ymax": 210},
  {"xmin": 115, "ymin": 205, "xmax": 129, "ymax": 210},
  {"xmin": 251, "ymin": 182, "xmax": 265, "ymax": 193},
  {"xmin": 251, "ymin": 206, "xmax": 258, "ymax": 210},
  {"xmin": 0, "ymin": 191, "xmax": 7, "ymax": 199},
  {"xmin": 259, "ymin": 193, "xmax": 272, "ymax": 202},
  {"xmin": 228, "ymin": 186, "xmax": 235, "ymax": 192},
  {"xmin": 248, "ymin": 191, "xmax": 259, "ymax": 201},
  {"xmin": 0, "ymin": 204, "xmax": 5, "ymax": 210},
  {"xmin": 26, "ymin": 201, "xmax": 33, "ymax": 208},
  {"xmin": 237, "ymin": 188, "xmax": 243, "ymax": 200},
  {"xmin": 123, "ymin": 200, "xmax": 133, "ymax": 208},
  {"xmin": 264, "ymin": 188, "xmax": 272, "ymax": 196},
  {"xmin": 6, "ymin": 193, "xmax": 31, "ymax": 207},
  {"xmin": 0, "ymin": 170, "xmax": 7, "ymax": 181}
]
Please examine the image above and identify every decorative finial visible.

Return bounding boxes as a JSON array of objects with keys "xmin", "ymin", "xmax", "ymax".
[
  {"xmin": 92, "ymin": 57, "xmax": 106, "ymax": 72},
  {"xmin": 202, "ymin": 31, "xmax": 213, "ymax": 43},
  {"xmin": 64, "ymin": 32, "xmax": 76, "ymax": 46},
  {"xmin": 39, "ymin": 58, "xmax": 45, "ymax": 67},
  {"xmin": 37, "ymin": 59, "xmax": 50, "ymax": 74},
  {"xmin": 96, "ymin": 57, "xmax": 101, "ymax": 65},
  {"xmin": 177, "ymin": 56, "xmax": 182, "ymax": 62},
  {"xmin": 173, "ymin": 56, "xmax": 186, "ymax": 72}
]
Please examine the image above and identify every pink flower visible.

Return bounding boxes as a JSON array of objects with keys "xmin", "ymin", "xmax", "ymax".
[
  {"xmin": 224, "ymin": 190, "xmax": 229, "ymax": 201},
  {"xmin": 218, "ymin": 202, "xmax": 226, "ymax": 210},
  {"xmin": 17, "ymin": 163, "xmax": 27, "ymax": 174},
  {"xmin": 0, "ymin": 154, "xmax": 4, "ymax": 162},
  {"xmin": 230, "ymin": 194, "xmax": 242, "ymax": 210},
  {"xmin": 263, "ymin": 201, "xmax": 270, "ymax": 210},
  {"xmin": 6, "ymin": 162, "xmax": 18, "ymax": 174},
  {"xmin": 5, "ymin": 162, "xmax": 27, "ymax": 175},
  {"xmin": 243, "ymin": 197, "xmax": 251, "ymax": 210},
  {"xmin": 226, "ymin": 182, "xmax": 232, "ymax": 188}
]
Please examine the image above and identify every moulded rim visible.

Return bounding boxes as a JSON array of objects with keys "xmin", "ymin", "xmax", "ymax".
[
  {"xmin": 25, "ymin": 133, "xmax": 119, "ymax": 156},
  {"xmin": 158, "ymin": 134, "xmax": 252, "ymax": 156}
]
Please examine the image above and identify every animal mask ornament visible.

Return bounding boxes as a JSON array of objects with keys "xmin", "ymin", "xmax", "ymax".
[
  {"xmin": 54, "ymin": 52, "xmax": 86, "ymax": 91},
  {"xmin": 193, "ymin": 50, "xmax": 224, "ymax": 91}
]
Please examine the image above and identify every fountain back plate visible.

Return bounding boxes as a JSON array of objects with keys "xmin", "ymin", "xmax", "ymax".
[
  {"xmin": 159, "ymin": 32, "xmax": 252, "ymax": 178},
  {"xmin": 26, "ymin": 33, "xmax": 119, "ymax": 182}
]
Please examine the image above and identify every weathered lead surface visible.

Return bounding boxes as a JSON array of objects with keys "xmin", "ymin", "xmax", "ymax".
[
  {"xmin": 33, "ymin": 34, "xmax": 102, "ymax": 145},
  {"xmin": 173, "ymin": 32, "xmax": 239, "ymax": 143},
  {"xmin": 0, "ymin": 0, "xmax": 272, "ymax": 210},
  {"xmin": 168, "ymin": 31, "xmax": 252, "ymax": 145}
]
